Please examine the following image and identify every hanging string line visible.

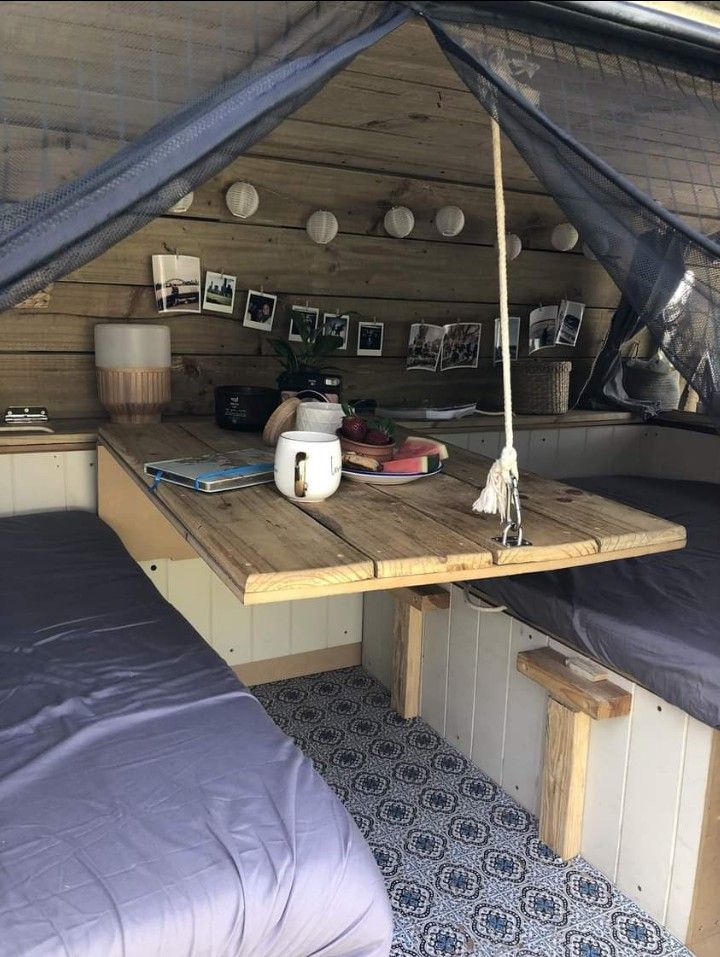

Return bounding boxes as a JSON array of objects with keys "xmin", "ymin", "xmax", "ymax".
[{"xmin": 472, "ymin": 115, "xmax": 519, "ymax": 526}]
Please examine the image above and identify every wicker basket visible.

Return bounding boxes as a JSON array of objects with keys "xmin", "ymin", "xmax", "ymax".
[{"xmin": 512, "ymin": 360, "xmax": 572, "ymax": 414}]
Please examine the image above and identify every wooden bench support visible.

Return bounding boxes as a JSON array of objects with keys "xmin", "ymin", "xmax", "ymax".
[
  {"xmin": 517, "ymin": 647, "xmax": 632, "ymax": 860},
  {"xmin": 391, "ymin": 586, "xmax": 450, "ymax": 719}
]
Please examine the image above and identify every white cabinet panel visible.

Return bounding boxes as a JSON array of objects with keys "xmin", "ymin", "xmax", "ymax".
[
  {"xmin": 11, "ymin": 451, "xmax": 66, "ymax": 514},
  {"xmin": 665, "ymin": 719, "xmax": 714, "ymax": 938},
  {"xmin": 420, "ymin": 595, "xmax": 450, "ymax": 737},
  {"xmin": 0, "ymin": 456, "xmax": 13, "ymax": 515},
  {"xmin": 167, "ymin": 559, "xmax": 212, "ymax": 642},
  {"xmin": 326, "ymin": 594, "xmax": 363, "ymax": 647},
  {"xmin": 502, "ymin": 621, "xmax": 549, "ymax": 813},
  {"xmin": 64, "ymin": 450, "xmax": 97, "ymax": 511},
  {"xmin": 527, "ymin": 429, "xmax": 560, "ymax": 477},
  {"xmin": 445, "ymin": 587, "xmax": 480, "ymax": 757},
  {"xmin": 210, "ymin": 573, "xmax": 253, "ymax": 665},
  {"xmin": 615, "ymin": 688, "xmax": 688, "ymax": 920},
  {"xmin": 471, "ymin": 610, "xmax": 512, "ymax": 784},
  {"xmin": 253, "ymin": 602, "xmax": 292, "ymax": 660},
  {"xmin": 291, "ymin": 598, "xmax": 329, "ymax": 655},
  {"xmin": 362, "ymin": 591, "xmax": 395, "ymax": 690}
]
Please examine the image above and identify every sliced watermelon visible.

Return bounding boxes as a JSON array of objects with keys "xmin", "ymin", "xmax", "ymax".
[
  {"xmin": 395, "ymin": 436, "xmax": 449, "ymax": 461},
  {"xmin": 382, "ymin": 453, "xmax": 441, "ymax": 474}
]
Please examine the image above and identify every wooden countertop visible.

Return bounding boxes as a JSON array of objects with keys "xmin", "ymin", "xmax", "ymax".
[
  {"xmin": 98, "ymin": 419, "xmax": 686, "ymax": 605},
  {"xmin": 0, "ymin": 410, "xmax": 643, "ymax": 454}
]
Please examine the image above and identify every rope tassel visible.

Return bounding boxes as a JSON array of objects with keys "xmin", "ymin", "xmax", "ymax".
[{"xmin": 472, "ymin": 115, "xmax": 523, "ymax": 540}]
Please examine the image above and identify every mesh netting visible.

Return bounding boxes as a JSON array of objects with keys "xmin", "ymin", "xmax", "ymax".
[
  {"xmin": 0, "ymin": 1, "xmax": 408, "ymax": 309},
  {"xmin": 415, "ymin": 2, "xmax": 720, "ymax": 416}
]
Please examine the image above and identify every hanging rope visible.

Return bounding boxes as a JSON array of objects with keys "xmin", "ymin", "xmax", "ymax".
[{"xmin": 472, "ymin": 116, "xmax": 523, "ymax": 543}]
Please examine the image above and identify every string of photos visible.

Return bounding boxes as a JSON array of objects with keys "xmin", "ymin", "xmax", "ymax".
[{"xmin": 406, "ymin": 299, "xmax": 585, "ymax": 373}]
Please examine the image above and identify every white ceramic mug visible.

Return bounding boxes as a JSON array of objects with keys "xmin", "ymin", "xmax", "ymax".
[{"xmin": 274, "ymin": 431, "xmax": 341, "ymax": 502}]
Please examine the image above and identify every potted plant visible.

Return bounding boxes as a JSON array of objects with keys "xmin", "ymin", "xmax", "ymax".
[{"xmin": 270, "ymin": 310, "xmax": 344, "ymax": 398}]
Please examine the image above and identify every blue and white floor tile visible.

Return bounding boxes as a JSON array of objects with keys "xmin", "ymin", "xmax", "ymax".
[{"xmin": 254, "ymin": 668, "xmax": 692, "ymax": 957}]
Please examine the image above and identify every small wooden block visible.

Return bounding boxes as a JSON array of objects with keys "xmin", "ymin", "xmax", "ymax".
[
  {"xmin": 517, "ymin": 647, "xmax": 632, "ymax": 720},
  {"xmin": 540, "ymin": 698, "xmax": 591, "ymax": 860},
  {"xmin": 392, "ymin": 585, "xmax": 450, "ymax": 612}
]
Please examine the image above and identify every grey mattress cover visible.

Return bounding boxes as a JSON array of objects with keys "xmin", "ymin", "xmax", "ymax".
[
  {"xmin": 0, "ymin": 510, "xmax": 392, "ymax": 957},
  {"xmin": 472, "ymin": 476, "xmax": 720, "ymax": 728}
]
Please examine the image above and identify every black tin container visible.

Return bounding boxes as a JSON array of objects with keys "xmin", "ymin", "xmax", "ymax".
[{"xmin": 214, "ymin": 385, "xmax": 279, "ymax": 431}]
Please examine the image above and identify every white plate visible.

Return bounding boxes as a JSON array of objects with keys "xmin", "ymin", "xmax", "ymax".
[{"xmin": 341, "ymin": 465, "xmax": 443, "ymax": 486}]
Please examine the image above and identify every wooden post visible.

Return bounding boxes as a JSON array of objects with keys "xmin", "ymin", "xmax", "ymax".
[
  {"xmin": 517, "ymin": 646, "xmax": 632, "ymax": 860},
  {"xmin": 391, "ymin": 586, "xmax": 450, "ymax": 719},
  {"xmin": 540, "ymin": 699, "xmax": 591, "ymax": 859}
]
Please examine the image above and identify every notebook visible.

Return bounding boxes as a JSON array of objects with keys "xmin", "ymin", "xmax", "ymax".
[{"xmin": 144, "ymin": 449, "xmax": 274, "ymax": 493}]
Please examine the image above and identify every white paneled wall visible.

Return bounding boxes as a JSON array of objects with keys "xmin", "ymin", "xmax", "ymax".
[
  {"xmin": 0, "ymin": 450, "xmax": 97, "ymax": 515},
  {"xmin": 141, "ymin": 557, "xmax": 363, "ymax": 668}
]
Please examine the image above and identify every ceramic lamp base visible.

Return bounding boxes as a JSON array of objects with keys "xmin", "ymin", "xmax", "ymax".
[{"xmin": 97, "ymin": 367, "xmax": 171, "ymax": 424}]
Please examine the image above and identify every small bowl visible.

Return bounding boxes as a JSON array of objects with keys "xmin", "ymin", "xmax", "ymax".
[{"xmin": 337, "ymin": 430, "xmax": 396, "ymax": 463}]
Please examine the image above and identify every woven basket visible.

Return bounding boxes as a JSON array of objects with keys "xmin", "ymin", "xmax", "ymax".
[{"xmin": 512, "ymin": 360, "xmax": 572, "ymax": 414}]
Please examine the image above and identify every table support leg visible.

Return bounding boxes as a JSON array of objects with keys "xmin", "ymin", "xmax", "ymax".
[
  {"xmin": 540, "ymin": 697, "xmax": 591, "ymax": 860},
  {"xmin": 390, "ymin": 586, "xmax": 450, "ymax": 720}
]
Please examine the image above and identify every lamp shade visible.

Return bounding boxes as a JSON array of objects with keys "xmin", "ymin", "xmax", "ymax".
[
  {"xmin": 94, "ymin": 324, "xmax": 171, "ymax": 368},
  {"xmin": 551, "ymin": 222, "xmax": 579, "ymax": 251},
  {"xmin": 167, "ymin": 192, "xmax": 193, "ymax": 214},
  {"xmin": 384, "ymin": 206, "xmax": 414, "ymax": 238},
  {"xmin": 94, "ymin": 324, "xmax": 172, "ymax": 424},
  {"xmin": 435, "ymin": 205, "xmax": 465, "ymax": 238},
  {"xmin": 306, "ymin": 210, "xmax": 339, "ymax": 244},
  {"xmin": 226, "ymin": 181, "xmax": 259, "ymax": 219}
]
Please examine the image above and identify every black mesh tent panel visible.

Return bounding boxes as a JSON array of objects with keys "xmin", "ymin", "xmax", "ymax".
[{"xmin": 2, "ymin": 1, "xmax": 720, "ymax": 416}]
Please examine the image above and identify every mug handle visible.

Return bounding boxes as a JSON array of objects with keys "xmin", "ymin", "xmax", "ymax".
[{"xmin": 294, "ymin": 451, "xmax": 307, "ymax": 497}]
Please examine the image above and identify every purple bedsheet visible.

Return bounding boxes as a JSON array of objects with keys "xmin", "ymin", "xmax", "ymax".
[
  {"xmin": 473, "ymin": 476, "xmax": 720, "ymax": 728},
  {"xmin": 0, "ymin": 511, "xmax": 392, "ymax": 957}
]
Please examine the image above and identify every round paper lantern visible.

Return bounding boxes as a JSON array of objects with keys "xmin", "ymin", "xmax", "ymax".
[
  {"xmin": 505, "ymin": 233, "xmax": 523, "ymax": 261},
  {"xmin": 167, "ymin": 191, "xmax": 193, "ymax": 214},
  {"xmin": 226, "ymin": 181, "xmax": 259, "ymax": 219},
  {"xmin": 384, "ymin": 206, "xmax": 415, "ymax": 239},
  {"xmin": 435, "ymin": 205, "xmax": 465, "ymax": 238},
  {"xmin": 306, "ymin": 210, "xmax": 339, "ymax": 245},
  {"xmin": 551, "ymin": 222, "xmax": 579, "ymax": 251}
]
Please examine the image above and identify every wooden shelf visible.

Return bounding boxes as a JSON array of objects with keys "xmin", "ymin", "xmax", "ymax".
[
  {"xmin": 97, "ymin": 419, "xmax": 686, "ymax": 605},
  {"xmin": 0, "ymin": 418, "xmax": 103, "ymax": 454},
  {"xmin": 397, "ymin": 410, "xmax": 641, "ymax": 433}
]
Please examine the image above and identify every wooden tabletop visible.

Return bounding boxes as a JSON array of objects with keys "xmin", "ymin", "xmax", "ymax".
[{"xmin": 98, "ymin": 419, "xmax": 686, "ymax": 605}]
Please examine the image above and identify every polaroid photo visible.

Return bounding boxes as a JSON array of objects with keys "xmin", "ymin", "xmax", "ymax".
[
  {"xmin": 152, "ymin": 254, "xmax": 201, "ymax": 313},
  {"xmin": 555, "ymin": 300, "xmax": 585, "ymax": 347},
  {"xmin": 289, "ymin": 305, "xmax": 319, "ymax": 342},
  {"xmin": 493, "ymin": 316, "xmax": 521, "ymax": 365},
  {"xmin": 242, "ymin": 289, "xmax": 277, "ymax": 331},
  {"xmin": 406, "ymin": 323, "xmax": 444, "ymax": 371},
  {"xmin": 440, "ymin": 322, "xmax": 481, "ymax": 372},
  {"xmin": 528, "ymin": 305, "xmax": 559, "ymax": 354},
  {"xmin": 357, "ymin": 321, "xmax": 384, "ymax": 357},
  {"xmin": 322, "ymin": 313, "xmax": 350, "ymax": 350},
  {"xmin": 202, "ymin": 271, "xmax": 237, "ymax": 316}
]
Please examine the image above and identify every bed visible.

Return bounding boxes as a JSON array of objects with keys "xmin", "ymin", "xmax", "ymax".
[
  {"xmin": 472, "ymin": 476, "xmax": 720, "ymax": 728},
  {"xmin": 0, "ymin": 510, "xmax": 392, "ymax": 957}
]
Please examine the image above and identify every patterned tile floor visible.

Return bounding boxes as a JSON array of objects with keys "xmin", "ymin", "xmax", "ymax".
[{"xmin": 254, "ymin": 667, "xmax": 693, "ymax": 957}]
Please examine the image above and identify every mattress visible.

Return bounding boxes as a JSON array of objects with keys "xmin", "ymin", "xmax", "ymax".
[
  {"xmin": 473, "ymin": 476, "xmax": 720, "ymax": 728},
  {"xmin": 0, "ymin": 511, "xmax": 392, "ymax": 957}
]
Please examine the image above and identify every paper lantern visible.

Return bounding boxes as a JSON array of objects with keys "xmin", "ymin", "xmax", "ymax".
[
  {"xmin": 435, "ymin": 205, "xmax": 465, "ymax": 238},
  {"xmin": 551, "ymin": 222, "xmax": 579, "ymax": 251},
  {"xmin": 306, "ymin": 210, "xmax": 339, "ymax": 245},
  {"xmin": 505, "ymin": 233, "xmax": 523, "ymax": 261},
  {"xmin": 226, "ymin": 181, "xmax": 259, "ymax": 219},
  {"xmin": 384, "ymin": 206, "xmax": 415, "ymax": 239},
  {"xmin": 167, "ymin": 192, "xmax": 193, "ymax": 214}
]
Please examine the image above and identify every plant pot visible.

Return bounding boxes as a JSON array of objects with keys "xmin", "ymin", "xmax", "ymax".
[
  {"xmin": 277, "ymin": 369, "xmax": 342, "ymax": 402},
  {"xmin": 337, "ymin": 431, "xmax": 396, "ymax": 463}
]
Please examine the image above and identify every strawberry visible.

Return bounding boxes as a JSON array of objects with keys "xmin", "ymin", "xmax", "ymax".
[
  {"xmin": 364, "ymin": 427, "xmax": 393, "ymax": 446},
  {"xmin": 341, "ymin": 415, "xmax": 368, "ymax": 441}
]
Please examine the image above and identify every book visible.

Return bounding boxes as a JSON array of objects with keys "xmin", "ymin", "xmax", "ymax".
[
  {"xmin": 375, "ymin": 401, "xmax": 477, "ymax": 421},
  {"xmin": 144, "ymin": 449, "xmax": 274, "ymax": 493}
]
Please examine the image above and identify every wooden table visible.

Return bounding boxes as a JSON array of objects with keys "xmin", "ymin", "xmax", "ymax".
[{"xmin": 98, "ymin": 418, "xmax": 686, "ymax": 606}]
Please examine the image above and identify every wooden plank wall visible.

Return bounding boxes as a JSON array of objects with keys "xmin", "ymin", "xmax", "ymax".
[{"xmin": 0, "ymin": 21, "xmax": 626, "ymax": 418}]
